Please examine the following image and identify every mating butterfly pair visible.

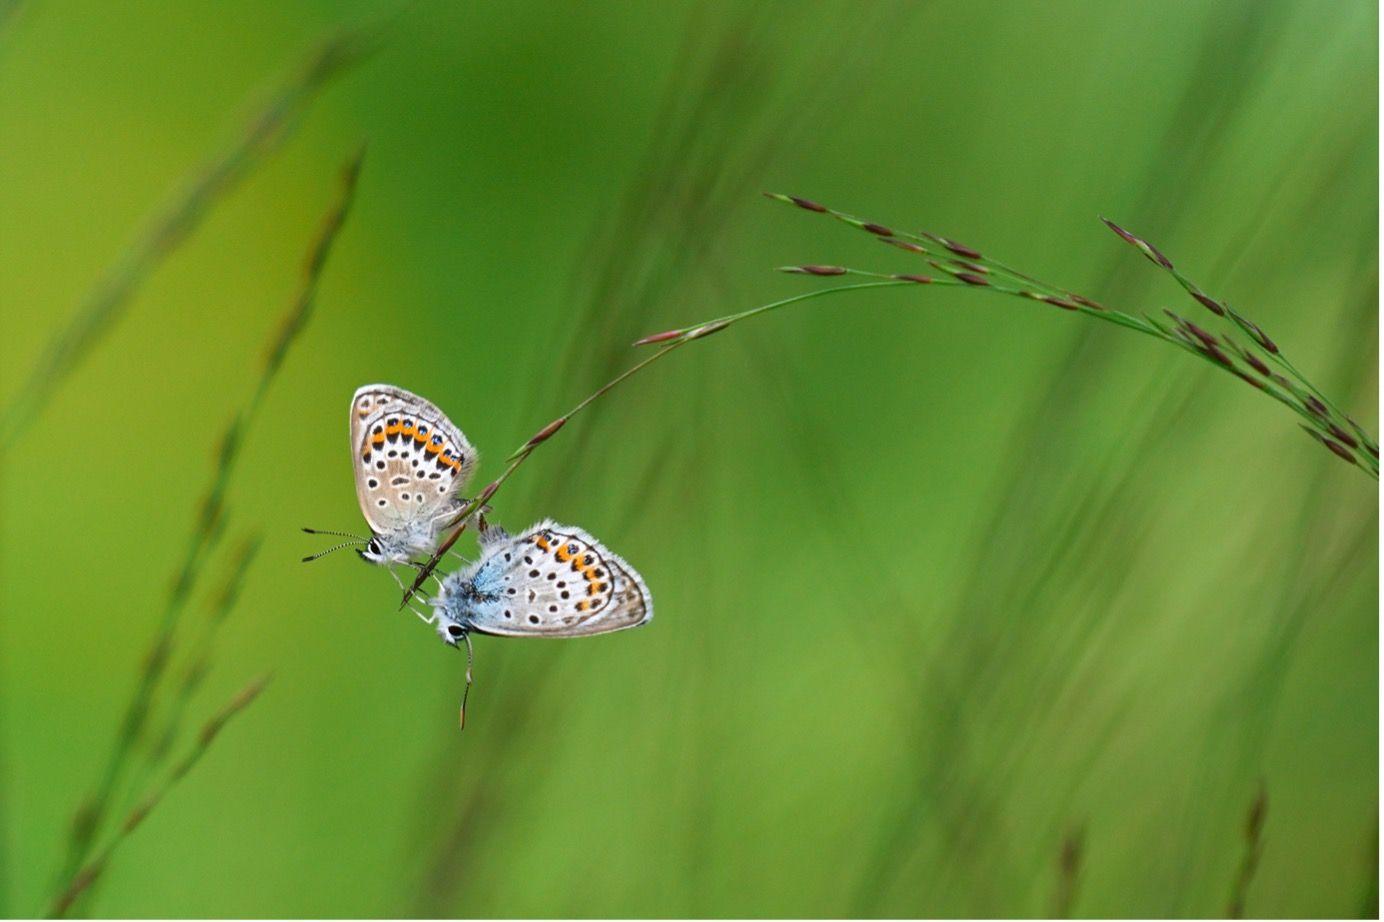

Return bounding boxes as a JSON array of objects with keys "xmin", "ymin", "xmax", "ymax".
[{"xmin": 306, "ymin": 384, "xmax": 653, "ymax": 726}]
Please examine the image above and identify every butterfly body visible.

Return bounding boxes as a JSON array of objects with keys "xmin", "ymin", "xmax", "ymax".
[
  {"xmin": 431, "ymin": 519, "xmax": 653, "ymax": 645},
  {"xmin": 357, "ymin": 517, "xmax": 458, "ymax": 566}
]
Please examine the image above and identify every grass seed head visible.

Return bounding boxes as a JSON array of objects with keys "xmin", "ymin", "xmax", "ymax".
[
  {"xmin": 920, "ymin": 232, "xmax": 982, "ymax": 259},
  {"xmin": 1328, "ymin": 424, "xmax": 1359, "ymax": 450},
  {"xmin": 526, "ymin": 417, "xmax": 568, "ymax": 447},
  {"xmin": 789, "ymin": 194, "xmax": 827, "ymax": 212},
  {"xmin": 882, "ymin": 238, "xmax": 927, "ymax": 254},
  {"xmin": 1203, "ymin": 343, "xmax": 1233, "ymax": 367},
  {"xmin": 632, "ymin": 328, "xmax": 684, "ymax": 346},
  {"xmin": 1230, "ymin": 309, "xmax": 1279, "ymax": 353},
  {"xmin": 781, "ymin": 264, "xmax": 848, "ymax": 276},
  {"xmin": 1191, "ymin": 291, "xmax": 1227, "ymax": 316},
  {"xmin": 1323, "ymin": 437, "xmax": 1356, "ymax": 464},
  {"xmin": 1243, "ymin": 351, "xmax": 1270, "ymax": 376},
  {"xmin": 1102, "ymin": 217, "xmax": 1174, "ymax": 269},
  {"xmin": 687, "ymin": 319, "xmax": 732, "ymax": 340},
  {"xmin": 1183, "ymin": 320, "xmax": 1220, "ymax": 348}
]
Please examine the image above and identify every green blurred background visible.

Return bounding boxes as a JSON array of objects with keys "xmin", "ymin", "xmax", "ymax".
[{"xmin": 0, "ymin": 0, "xmax": 1377, "ymax": 917}]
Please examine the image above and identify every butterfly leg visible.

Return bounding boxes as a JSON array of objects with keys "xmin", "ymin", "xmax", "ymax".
[
  {"xmin": 385, "ymin": 565, "xmax": 405, "ymax": 591},
  {"xmin": 390, "ymin": 567, "xmax": 436, "ymax": 609},
  {"xmin": 387, "ymin": 564, "xmax": 435, "ymax": 598}
]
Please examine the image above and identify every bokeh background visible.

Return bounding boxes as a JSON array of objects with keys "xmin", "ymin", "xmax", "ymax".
[{"xmin": 0, "ymin": 0, "xmax": 1377, "ymax": 917}]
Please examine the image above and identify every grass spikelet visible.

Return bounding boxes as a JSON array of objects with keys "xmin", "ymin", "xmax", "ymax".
[
  {"xmin": 1100, "ymin": 217, "xmax": 1174, "ymax": 269},
  {"xmin": 780, "ymin": 264, "xmax": 849, "ymax": 276},
  {"xmin": 146, "ymin": 535, "xmax": 263, "ymax": 767}
]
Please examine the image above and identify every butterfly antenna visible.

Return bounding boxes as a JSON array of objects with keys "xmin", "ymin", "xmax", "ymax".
[
  {"xmin": 458, "ymin": 632, "xmax": 475, "ymax": 732},
  {"xmin": 301, "ymin": 539, "xmax": 365, "ymax": 562},
  {"xmin": 302, "ymin": 527, "xmax": 367, "ymax": 539}
]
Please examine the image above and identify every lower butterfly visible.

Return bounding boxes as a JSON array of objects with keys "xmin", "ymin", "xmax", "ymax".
[{"xmin": 415, "ymin": 519, "xmax": 653, "ymax": 729}]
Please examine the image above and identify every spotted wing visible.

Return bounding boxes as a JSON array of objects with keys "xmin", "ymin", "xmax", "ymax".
[
  {"xmin": 467, "ymin": 520, "xmax": 652, "ymax": 637},
  {"xmin": 349, "ymin": 384, "xmax": 478, "ymax": 537}
]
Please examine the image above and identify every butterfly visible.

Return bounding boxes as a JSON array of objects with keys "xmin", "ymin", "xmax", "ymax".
[
  {"xmin": 420, "ymin": 519, "xmax": 653, "ymax": 728},
  {"xmin": 304, "ymin": 384, "xmax": 479, "ymax": 570}
]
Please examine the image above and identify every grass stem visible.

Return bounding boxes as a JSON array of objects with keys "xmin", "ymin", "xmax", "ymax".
[
  {"xmin": 47, "ymin": 676, "xmax": 272, "ymax": 919},
  {"xmin": 53, "ymin": 149, "xmax": 363, "ymax": 896}
]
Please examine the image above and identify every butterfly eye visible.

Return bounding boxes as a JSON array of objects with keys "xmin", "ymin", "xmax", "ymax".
[{"xmin": 446, "ymin": 624, "xmax": 464, "ymax": 638}]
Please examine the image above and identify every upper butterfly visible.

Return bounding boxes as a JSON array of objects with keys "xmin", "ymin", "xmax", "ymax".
[{"xmin": 348, "ymin": 383, "xmax": 479, "ymax": 565}]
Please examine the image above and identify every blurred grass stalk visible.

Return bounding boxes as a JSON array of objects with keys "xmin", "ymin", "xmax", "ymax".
[
  {"xmin": 1051, "ymin": 824, "xmax": 1085, "ymax": 918},
  {"xmin": 763, "ymin": 193, "xmax": 1379, "ymax": 478},
  {"xmin": 52, "ymin": 149, "xmax": 364, "ymax": 902},
  {"xmin": 1225, "ymin": 782, "xmax": 1267, "ymax": 918},
  {"xmin": 47, "ymin": 675, "xmax": 273, "ymax": 919},
  {"xmin": 0, "ymin": 18, "xmax": 387, "ymax": 445},
  {"xmin": 145, "ymin": 535, "xmax": 263, "ymax": 769}
]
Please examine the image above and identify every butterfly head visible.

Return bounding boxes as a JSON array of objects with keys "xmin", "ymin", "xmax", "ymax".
[
  {"xmin": 435, "ymin": 617, "xmax": 468, "ymax": 647},
  {"xmin": 429, "ymin": 571, "xmax": 483, "ymax": 644},
  {"xmin": 357, "ymin": 534, "xmax": 414, "ymax": 566}
]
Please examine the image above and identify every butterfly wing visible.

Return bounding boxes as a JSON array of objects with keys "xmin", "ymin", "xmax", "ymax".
[
  {"xmin": 465, "ymin": 520, "xmax": 652, "ymax": 637},
  {"xmin": 350, "ymin": 384, "xmax": 479, "ymax": 539}
]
